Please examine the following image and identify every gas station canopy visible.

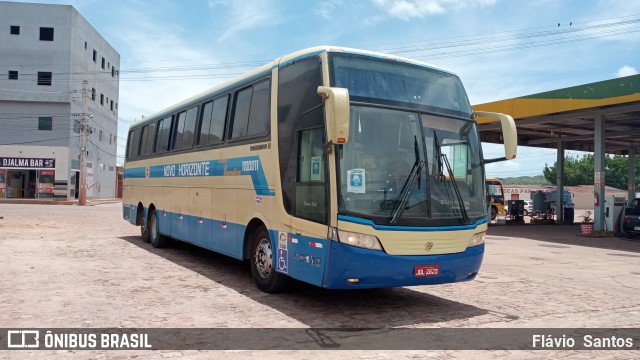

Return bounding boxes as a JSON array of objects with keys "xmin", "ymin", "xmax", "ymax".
[
  {"xmin": 473, "ymin": 74, "xmax": 640, "ymax": 230},
  {"xmin": 473, "ymin": 74, "xmax": 640, "ymax": 155}
]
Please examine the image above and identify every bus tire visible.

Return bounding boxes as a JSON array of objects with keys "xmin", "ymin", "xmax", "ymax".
[
  {"xmin": 149, "ymin": 209, "xmax": 169, "ymax": 248},
  {"xmin": 250, "ymin": 226, "xmax": 290, "ymax": 293},
  {"xmin": 491, "ymin": 206, "xmax": 497, "ymax": 220},
  {"xmin": 141, "ymin": 212, "xmax": 150, "ymax": 243}
]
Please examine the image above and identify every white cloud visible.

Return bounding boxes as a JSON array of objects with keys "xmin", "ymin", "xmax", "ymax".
[
  {"xmin": 209, "ymin": 0, "xmax": 281, "ymax": 41},
  {"xmin": 371, "ymin": 0, "xmax": 496, "ymax": 20},
  {"xmin": 112, "ymin": 9, "xmax": 226, "ymax": 163},
  {"xmin": 315, "ymin": 0, "xmax": 343, "ymax": 20},
  {"xmin": 616, "ymin": 65, "xmax": 638, "ymax": 78}
]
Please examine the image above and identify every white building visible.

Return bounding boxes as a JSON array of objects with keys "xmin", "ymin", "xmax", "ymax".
[{"xmin": 0, "ymin": 1, "xmax": 119, "ymax": 200}]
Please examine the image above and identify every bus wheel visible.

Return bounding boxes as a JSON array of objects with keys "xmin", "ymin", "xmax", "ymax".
[
  {"xmin": 250, "ymin": 226, "xmax": 289, "ymax": 293},
  {"xmin": 491, "ymin": 206, "xmax": 497, "ymax": 221},
  {"xmin": 149, "ymin": 210, "xmax": 169, "ymax": 248},
  {"xmin": 141, "ymin": 213, "xmax": 150, "ymax": 243}
]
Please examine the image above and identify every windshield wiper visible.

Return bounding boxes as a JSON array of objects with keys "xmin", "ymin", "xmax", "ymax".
[
  {"xmin": 389, "ymin": 136, "xmax": 424, "ymax": 224},
  {"xmin": 433, "ymin": 131, "xmax": 444, "ymax": 181},
  {"xmin": 389, "ymin": 160, "xmax": 425, "ymax": 224},
  {"xmin": 441, "ymin": 153, "xmax": 469, "ymax": 224}
]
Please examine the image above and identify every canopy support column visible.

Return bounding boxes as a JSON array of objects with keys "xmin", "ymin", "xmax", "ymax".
[
  {"xmin": 594, "ymin": 112, "xmax": 606, "ymax": 231},
  {"xmin": 629, "ymin": 148, "xmax": 636, "ymax": 202},
  {"xmin": 556, "ymin": 141, "xmax": 564, "ymax": 223}
]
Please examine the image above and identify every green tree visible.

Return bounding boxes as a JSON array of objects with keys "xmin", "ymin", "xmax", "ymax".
[{"xmin": 543, "ymin": 154, "xmax": 640, "ymax": 190}]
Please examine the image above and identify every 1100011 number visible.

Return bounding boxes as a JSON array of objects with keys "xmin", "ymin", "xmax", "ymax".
[{"xmin": 242, "ymin": 160, "xmax": 260, "ymax": 172}]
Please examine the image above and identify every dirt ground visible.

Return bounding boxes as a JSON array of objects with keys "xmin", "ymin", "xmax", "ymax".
[
  {"xmin": 0, "ymin": 202, "xmax": 639, "ymax": 359},
  {"xmin": 487, "ymin": 221, "xmax": 640, "ymax": 253}
]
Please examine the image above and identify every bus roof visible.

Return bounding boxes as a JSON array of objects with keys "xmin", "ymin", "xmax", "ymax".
[{"xmin": 129, "ymin": 46, "xmax": 455, "ymax": 129}]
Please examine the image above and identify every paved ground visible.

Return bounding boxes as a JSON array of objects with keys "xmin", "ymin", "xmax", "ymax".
[{"xmin": 0, "ymin": 203, "xmax": 639, "ymax": 359}]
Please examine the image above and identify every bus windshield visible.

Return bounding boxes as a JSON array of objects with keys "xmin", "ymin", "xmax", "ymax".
[
  {"xmin": 330, "ymin": 53, "xmax": 472, "ymax": 117},
  {"xmin": 332, "ymin": 55, "xmax": 483, "ymax": 226},
  {"xmin": 337, "ymin": 105, "xmax": 484, "ymax": 226}
]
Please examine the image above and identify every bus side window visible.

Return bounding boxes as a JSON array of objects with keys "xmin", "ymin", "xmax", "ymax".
[
  {"xmin": 276, "ymin": 56, "xmax": 323, "ymax": 216},
  {"xmin": 126, "ymin": 130, "xmax": 135, "ymax": 160},
  {"xmin": 180, "ymin": 106, "xmax": 198, "ymax": 149},
  {"xmin": 198, "ymin": 95, "xmax": 228, "ymax": 145},
  {"xmin": 155, "ymin": 115, "xmax": 173, "ymax": 153},
  {"xmin": 139, "ymin": 123, "xmax": 156, "ymax": 156},
  {"xmin": 231, "ymin": 79, "xmax": 270, "ymax": 140},
  {"xmin": 231, "ymin": 87, "xmax": 252, "ymax": 139},
  {"xmin": 172, "ymin": 111, "xmax": 186, "ymax": 150},
  {"xmin": 247, "ymin": 80, "xmax": 270, "ymax": 136},
  {"xmin": 127, "ymin": 128, "xmax": 142, "ymax": 160}
]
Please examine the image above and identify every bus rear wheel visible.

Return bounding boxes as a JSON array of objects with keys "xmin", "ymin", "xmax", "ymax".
[
  {"xmin": 250, "ymin": 226, "xmax": 290, "ymax": 293},
  {"xmin": 149, "ymin": 209, "xmax": 169, "ymax": 248},
  {"xmin": 141, "ymin": 213, "xmax": 150, "ymax": 243}
]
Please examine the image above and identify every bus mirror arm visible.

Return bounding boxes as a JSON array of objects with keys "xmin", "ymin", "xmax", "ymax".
[
  {"xmin": 483, "ymin": 156, "xmax": 507, "ymax": 165},
  {"xmin": 474, "ymin": 111, "xmax": 517, "ymax": 161},
  {"xmin": 323, "ymin": 140, "xmax": 334, "ymax": 154},
  {"xmin": 318, "ymin": 86, "xmax": 350, "ymax": 145}
]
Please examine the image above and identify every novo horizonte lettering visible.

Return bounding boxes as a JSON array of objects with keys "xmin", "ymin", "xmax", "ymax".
[{"xmin": 163, "ymin": 162, "xmax": 210, "ymax": 177}]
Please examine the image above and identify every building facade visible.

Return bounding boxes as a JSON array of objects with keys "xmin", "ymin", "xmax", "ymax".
[{"xmin": 0, "ymin": 1, "xmax": 119, "ymax": 199}]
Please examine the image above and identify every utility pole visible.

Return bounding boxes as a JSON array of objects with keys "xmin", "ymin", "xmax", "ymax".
[{"xmin": 79, "ymin": 80, "xmax": 88, "ymax": 205}]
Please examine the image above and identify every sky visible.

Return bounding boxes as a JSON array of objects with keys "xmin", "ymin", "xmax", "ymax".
[{"xmin": 11, "ymin": 0, "xmax": 640, "ymax": 177}]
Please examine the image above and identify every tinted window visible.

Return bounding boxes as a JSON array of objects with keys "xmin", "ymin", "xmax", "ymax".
[
  {"xmin": 140, "ymin": 123, "xmax": 156, "ymax": 156},
  {"xmin": 172, "ymin": 111, "xmax": 186, "ymax": 150},
  {"xmin": 294, "ymin": 111, "xmax": 326, "ymax": 224},
  {"xmin": 199, "ymin": 96, "xmax": 228, "ymax": 145},
  {"xmin": 181, "ymin": 106, "xmax": 198, "ymax": 149},
  {"xmin": 231, "ymin": 79, "xmax": 271, "ymax": 139},
  {"xmin": 155, "ymin": 116, "xmax": 172, "ymax": 152},
  {"xmin": 247, "ymin": 80, "xmax": 270, "ymax": 136},
  {"xmin": 276, "ymin": 56, "xmax": 323, "ymax": 215},
  {"xmin": 231, "ymin": 87, "xmax": 252, "ymax": 139},
  {"xmin": 127, "ymin": 132, "xmax": 135, "ymax": 159},
  {"xmin": 331, "ymin": 54, "xmax": 472, "ymax": 117},
  {"xmin": 127, "ymin": 128, "xmax": 142, "ymax": 159}
]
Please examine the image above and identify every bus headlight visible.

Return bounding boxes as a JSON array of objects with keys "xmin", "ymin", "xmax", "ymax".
[
  {"xmin": 337, "ymin": 229, "xmax": 383, "ymax": 251},
  {"xmin": 469, "ymin": 231, "xmax": 486, "ymax": 247}
]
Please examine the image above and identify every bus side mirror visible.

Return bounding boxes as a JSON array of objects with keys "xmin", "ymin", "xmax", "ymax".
[
  {"xmin": 318, "ymin": 86, "xmax": 350, "ymax": 144},
  {"xmin": 475, "ymin": 111, "xmax": 517, "ymax": 163}
]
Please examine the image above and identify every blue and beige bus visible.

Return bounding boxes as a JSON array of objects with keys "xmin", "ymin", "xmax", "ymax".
[{"xmin": 123, "ymin": 46, "xmax": 517, "ymax": 292}]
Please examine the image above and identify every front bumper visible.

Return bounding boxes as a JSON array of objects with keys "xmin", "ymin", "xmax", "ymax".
[{"xmin": 322, "ymin": 241, "xmax": 484, "ymax": 289}]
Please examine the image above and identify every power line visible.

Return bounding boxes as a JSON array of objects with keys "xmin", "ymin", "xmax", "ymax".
[
  {"xmin": 0, "ymin": 135, "xmax": 79, "ymax": 146},
  {"xmin": 4, "ymin": 16, "xmax": 639, "ymax": 75},
  {"xmin": 382, "ymin": 17, "xmax": 640, "ymax": 55},
  {"xmin": 88, "ymin": 138, "xmax": 119, "ymax": 158}
]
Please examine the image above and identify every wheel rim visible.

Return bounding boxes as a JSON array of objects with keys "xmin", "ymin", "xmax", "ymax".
[
  {"xmin": 254, "ymin": 237, "xmax": 272, "ymax": 279},
  {"xmin": 149, "ymin": 213, "xmax": 157, "ymax": 241}
]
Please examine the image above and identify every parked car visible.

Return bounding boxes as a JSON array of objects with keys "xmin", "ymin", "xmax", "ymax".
[
  {"xmin": 504, "ymin": 200, "xmax": 534, "ymax": 216},
  {"xmin": 622, "ymin": 198, "xmax": 640, "ymax": 237}
]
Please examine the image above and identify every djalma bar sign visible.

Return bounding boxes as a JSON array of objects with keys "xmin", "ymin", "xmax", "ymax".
[{"xmin": 0, "ymin": 157, "xmax": 55, "ymax": 169}]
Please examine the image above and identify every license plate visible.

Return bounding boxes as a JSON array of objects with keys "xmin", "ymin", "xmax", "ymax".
[
  {"xmin": 414, "ymin": 265, "xmax": 440, "ymax": 277},
  {"xmin": 634, "ymin": 226, "xmax": 640, "ymax": 231}
]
